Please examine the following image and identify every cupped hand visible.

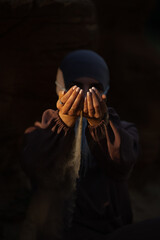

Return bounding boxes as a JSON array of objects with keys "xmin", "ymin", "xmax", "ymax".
[
  {"xmin": 83, "ymin": 87, "xmax": 108, "ymax": 126},
  {"xmin": 56, "ymin": 85, "xmax": 84, "ymax": 127}
]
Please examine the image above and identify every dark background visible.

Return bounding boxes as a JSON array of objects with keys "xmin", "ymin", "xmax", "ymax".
[{"xmin": 0, "ymin": 0, "xmax": 160, "ymax": 239}]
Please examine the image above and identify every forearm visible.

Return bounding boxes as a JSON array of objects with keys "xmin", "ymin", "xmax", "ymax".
[
  {"xmin": 86, "ymin": 118, "xmax": 121, "ymax": 163},
  {"xmin": 86, "ymin": 108, "xmax": 139, "ymax": 177},
  {"xmin": 22, "ymin": 109, "xmax": 75, "ymax": 182},
  {"xmin": 105, "ymin": 120, "xmax": 121, "ymax": 162}
]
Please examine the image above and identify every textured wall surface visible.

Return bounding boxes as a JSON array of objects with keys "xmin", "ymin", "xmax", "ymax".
[{"xmin": 0, "ymin": 0, "xmax": 160, "ymax": 239}]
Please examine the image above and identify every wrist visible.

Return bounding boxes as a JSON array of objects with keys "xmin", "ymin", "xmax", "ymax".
[
  {"xmin": 58, "ymin": 111, "xmax": 77, "ymax": 127},
  {"xmin": 87, "ymin": 118, "xmax": 102, "ymax": 127},
  {"xmin": 87, "ymin": 112, "xmax": 109, "ymax": 127}
]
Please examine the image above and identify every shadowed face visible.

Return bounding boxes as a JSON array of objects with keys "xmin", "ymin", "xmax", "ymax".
[
  {"xmin": 73, "ymin": 77, "xmax": 104, "ymax": 96},
  {"xmin": 55, "ymin": 68, "xmax": 104, "ymax": 96}
]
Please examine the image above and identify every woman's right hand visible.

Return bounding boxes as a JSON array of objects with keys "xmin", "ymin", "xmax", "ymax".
[{"xmin": 56, "ymin": 85, "xmax": 84, "ymax": 127}]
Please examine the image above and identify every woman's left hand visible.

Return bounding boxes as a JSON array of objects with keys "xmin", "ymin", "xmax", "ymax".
[{"xmin": 83, "ymin": 87, "xmax": 108, "ymax": 126}]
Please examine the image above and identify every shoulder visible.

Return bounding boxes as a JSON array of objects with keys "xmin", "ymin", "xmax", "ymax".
[
  {"xmin": 41, "ymin": 109, "xmax": 57, "ymax": 126},
  {"xmin": 24, "ymin": 109, "xmax": 58, "ymax": 134}
]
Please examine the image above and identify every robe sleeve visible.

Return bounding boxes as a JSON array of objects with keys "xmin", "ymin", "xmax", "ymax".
[
  {"xmin": 22, "ymin": 109, "xmax": 75, "ymax": 185},
  {"xmin": 85, "ymin": 107, "xmax": 140, "ymax": 180}
]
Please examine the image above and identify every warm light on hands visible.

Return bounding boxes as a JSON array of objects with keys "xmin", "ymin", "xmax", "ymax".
[
  {"xmin": 56, "ymin": 85, "xmax": 84, "ymax": 127},
  {"xmin": 83, "ymin": 87, "xmax": 108, "ymax": 126},
  {"xmin": 56, "ymin": 86, "xmax": 108, "ymax": 127}
]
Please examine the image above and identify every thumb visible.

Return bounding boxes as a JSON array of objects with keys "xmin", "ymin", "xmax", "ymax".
[
  {"xmin": 58, "ymin": 90, "xmax": 66, "ymax": 99},
  {"xmin": 102, "ymin": 94, "xmax": 107, "ymax": 101}
]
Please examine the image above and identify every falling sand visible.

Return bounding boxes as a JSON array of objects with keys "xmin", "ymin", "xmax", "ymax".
[{"xmin": 20, "ymin": 113, "xmax": 83, "ymax": 240}]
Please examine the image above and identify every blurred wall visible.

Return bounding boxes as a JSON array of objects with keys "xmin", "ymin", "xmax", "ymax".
[
  {"xmin": 93, "ymin": 0, "xmax": 160, "ymax": 167},
  {"xmin": 0, "ymin": 1, "xmax": 98, "ymax": 239},
  {"xmin": 92, "ymin": 0, "xmax": 160, "ymax": 221}
]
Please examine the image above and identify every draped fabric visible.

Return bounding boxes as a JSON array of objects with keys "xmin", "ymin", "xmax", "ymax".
[
  {"xmin": 60, "ymin": 49, "xmax": 110, "ymax": 94},
  {"xmin": 22, "ymin": 108, "xmax": 139, "ymax": 240},
  {"xmin": 74, "ymin": 117, "xmax": 96, "ymax": 179}
]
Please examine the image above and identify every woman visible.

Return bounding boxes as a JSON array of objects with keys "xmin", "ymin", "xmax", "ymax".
[{"xmin": 22, "ymin": 50, "xmax": 139, "ymax": 240}]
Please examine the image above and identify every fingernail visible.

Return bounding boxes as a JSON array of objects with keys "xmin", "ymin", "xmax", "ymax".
[
  {"xmin": 92, "ymin": 87, "xmax": 96, "ymax": 91},
  {"xmin": 73, "ymin": 85, "xmax": 77, "ymax": 90},
  {"xmin": 79, "ymin": 89, "xmax": 83, "ymax": 94},
  {"xmin": 89, "ymin": 88, "xmax": 92, "ymax": 93},
  {"xmin": 87, "ymin": 92, "xmax": 90, "ymax": 96},
  {"xmin": 76, "ymin": 87, "xmax": 80, "ymax": 92}
]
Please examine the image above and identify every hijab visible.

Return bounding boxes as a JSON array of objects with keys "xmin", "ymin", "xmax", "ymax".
[
  {"xmin": 57, "ymin": 50, "xmax": 110, "ymax": 177},
  {"xmin": 59, "ymin": 49, "xmax": 110, "ymax": 94}
]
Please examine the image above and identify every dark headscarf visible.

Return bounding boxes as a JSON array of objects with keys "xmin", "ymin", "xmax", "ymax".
[{"xmin": 60, "ymin": 49, "xmax": 110, "ymax": 94}]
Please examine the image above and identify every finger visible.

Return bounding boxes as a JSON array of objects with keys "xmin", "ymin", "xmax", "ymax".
[
  {"xmin": 61, "ymin": 87, "xmax": 80, "ymax": 114},
  {"xmin": 92, "ymin": 89, "xmax": 107, "ymax": 114},
  {"xmin": 76, "ymin": 94, "xmax": 84, "ymax": 116},
  {"xmin": 60, "ymin": 85, "xmax": 77, "ymax": 104},
  {"xmin": 87, "ymin": 91, "xmax": 94, "ymax": 118},
  {"xmin": 90, "ymin": 89, "xmax": 102, "ymax": 119},
  {"xmin": 92, "ymin": 87, "xmax": 107, "ymax": 115},
  {"xmin": 102, "ymin": 94, "xmax": 107, "ymax": 101},
  {"xmin": 57, "ymin": 100, "xmax": 62, "ymax": 110},
  {"xmin": 91, "ymin": 87, "xmax": 102, "ymax": 102},
  {"xmin": 58, "ymin": 90, "xmax": 66, "ymax": 99},
  {"xmin": 83, "ymin": 96, "xmax": 88, "ymax": 117},
  {"xmin": 68, "ymin": 89, "xmax": 84, "ymax": 116},
  {"xmin": 57, "ymin": 91, "xmax": 66, "ymax": 110}
]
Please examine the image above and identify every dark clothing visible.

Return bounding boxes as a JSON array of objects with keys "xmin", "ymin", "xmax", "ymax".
[
  {"xmin": 107, "ymin": 217, "xmax": 160, "ymax": 240},
  {"xmin": 22, "ymin": 108, "xmax": 139, "ymax": 239},
  {"xmin": 66, "ymin": 218, "xmax": 160, "ymax": 240},
  {"xmin": 59, "ymin": 49, "xmax": 110, "ymax": 92}
]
